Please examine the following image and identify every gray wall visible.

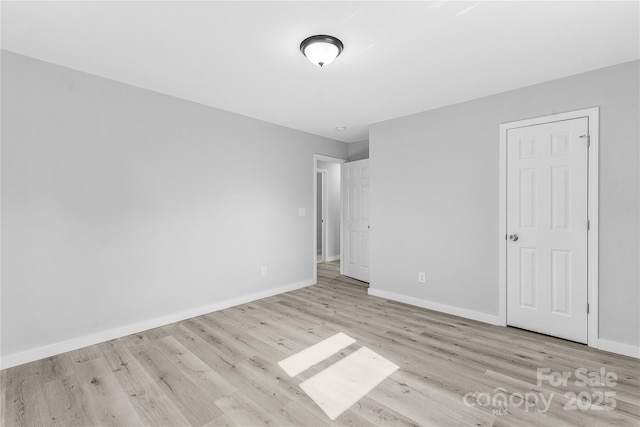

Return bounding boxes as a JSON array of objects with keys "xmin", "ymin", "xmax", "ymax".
[
  {"xmin": 370, "ymin": 60, "xmax": 639, "ymax": 347},
  {"xmin": 348, "ymin": 139, "xmax": 369, "ymax": 161},
  {"xmin": 317, "ymin": 160, "xmax": 341, "ymax": 260},
  {"xmin": 1, "ymin": 51, "xmax": 347, "ymax": 360}
]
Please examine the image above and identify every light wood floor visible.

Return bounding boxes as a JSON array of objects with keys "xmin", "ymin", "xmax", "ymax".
[{"xmin": 2, "ymin": 261, "xmax": 639, "ymax": 426}]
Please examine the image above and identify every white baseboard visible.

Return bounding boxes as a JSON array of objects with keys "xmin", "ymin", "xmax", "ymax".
[
  {"xmin": 0, "ymin": 279, "xmax": 315, "ymax": 370},
  {"xmin": 367, "ymin": 289, "xmax": 639, "ymax": 359},
  {"xmin": 326, "ymin": 255, "xmax": 341, "ymax": 262},
  {"xmin": 596, "ymin": 338, "xmax": 640, "ymax": 359},
  {"xmin": 6, "ymin": 281, "xmax": 635, "ymax": 370},
  {"xmin": 367, "ymin": 288, "xmax": 502, "ymax": 326}
]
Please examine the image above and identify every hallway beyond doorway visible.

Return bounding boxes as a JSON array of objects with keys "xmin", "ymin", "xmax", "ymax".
[{"xmin": 317, "ymin": 261, "xmax": 368, "ymax": 289}]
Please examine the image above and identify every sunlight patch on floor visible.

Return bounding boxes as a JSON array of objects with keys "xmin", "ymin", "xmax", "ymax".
[
  {"xmin": 278, "ymin": 332, "xmax": 399, "ymax": 420},
  {"xmin": 278, "ymin": 332, "xmax": 356, "ymax": 377},
  {"xmin": 300, "ymin": 346, "xmax": 399, "ymax": 420}
]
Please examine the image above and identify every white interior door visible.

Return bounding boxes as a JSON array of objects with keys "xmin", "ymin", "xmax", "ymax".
[
  {"xmin": 342, "ymin": 159, "xmax": 370, "ymax": 282},
  {"xmin": 507, "ymin": 117, "xmax": 589, "ymax": 343}
]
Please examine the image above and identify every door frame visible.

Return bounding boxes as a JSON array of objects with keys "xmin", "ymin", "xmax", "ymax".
[
  {"xmin": 498, "ymin": 107, "xmax": 599, "ymax": 348},
  {"xmin": 316, "ymin": 169, "xmax": 329, "ymax": 262},
  {"xmin": 313, "ymin": 154, "xmax": 346, "ymax": 284}
]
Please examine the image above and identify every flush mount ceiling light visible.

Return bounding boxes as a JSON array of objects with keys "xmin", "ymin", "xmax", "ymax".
[{"xmin": 300, "ymin": 35, "xmax": 344, "ymax": 67}]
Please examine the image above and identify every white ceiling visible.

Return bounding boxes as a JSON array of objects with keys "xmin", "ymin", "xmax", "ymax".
[{"xmin": 2, "ymin": 1, "xmax": 639, "ymax": 143}]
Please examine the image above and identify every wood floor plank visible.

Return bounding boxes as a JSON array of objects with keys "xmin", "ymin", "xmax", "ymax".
[
  {"xmin": 71, "ymin": 357, "xmax": 144, "ymax": 426},
  {"xmin": 99, "ymin": 339, "xmax": 192, "ymax": 426},
  {"xmin": 216, "ymin": 359, "xmax": 331, "ymax": 427},
  {"xmin": 213, "ymin": 394, "xmax": 272, "ymax": 426},
  {"xmin": 197, "ymin": 313, "xmax": 291, "ymax": 363},
  {"xmin": 46, "ymin": 354, "xmax": 101, "ymax": 426},
  {"xmin": 126, "ymin": 335, "xmax": 223, "ymax": 425},
  {"xmin": 42, "ymin": 378, "xmax": 84, "ymax": 427},
  {"xmin": 1, "ymin": 361, "xmax": 52, "ymax": 426},
  {"xmin": 153, "ymin": 335, "xmax": 238, "ymax": 400}
]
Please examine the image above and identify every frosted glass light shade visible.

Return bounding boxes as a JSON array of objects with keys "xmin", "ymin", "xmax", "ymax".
[{"xmin": 300, "ymin": 35, "xmax": 344, "ymax": 67}]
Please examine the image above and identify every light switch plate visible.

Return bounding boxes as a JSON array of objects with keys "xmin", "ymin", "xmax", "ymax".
[{"xmin": 299, "ymin": 208, "xmax": 306, "ymax": 217}]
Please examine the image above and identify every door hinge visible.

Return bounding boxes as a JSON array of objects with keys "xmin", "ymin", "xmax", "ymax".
[
  {"xmin": 587, "ymin": 219, "xmax": 590, "ymax": 231},
  {"xmin": 587, "ymin": 303, "xmax": 590, "ymax": 314},
  {"xmin": 580, "ymin": 134, "xmax": 591, "ymax": 148}
]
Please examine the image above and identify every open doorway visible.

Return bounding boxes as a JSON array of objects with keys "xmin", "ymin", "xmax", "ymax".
[
  {"xmin": 316, "ymin": 170, "xmax": 328, "ymax": 262},
  {"xmin": 313, "ymin": 155, "xmax": 345, "ymax": 283}
]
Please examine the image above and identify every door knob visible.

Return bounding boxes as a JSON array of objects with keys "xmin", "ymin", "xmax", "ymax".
[{"xmin": 509, "ymin": 233, "xmax": 519, "ymax": 242}]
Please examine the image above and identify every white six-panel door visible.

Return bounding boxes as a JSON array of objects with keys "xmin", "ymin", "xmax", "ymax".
[
  {"xmin": 506, "ymin": 118, "xmax": 589, "ymax": 343},
  {"xmin": 342, "ymin": 159, "xmax": 370, "ymax": 283}
]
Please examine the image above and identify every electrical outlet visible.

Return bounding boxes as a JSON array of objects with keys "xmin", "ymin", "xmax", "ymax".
[
  {"xmin": 261, "ymin": 266, "xmax": 267, "ymax": 276},
  {"xmin": 418, "ymin": 272, "xmax": 426, "ymax": 283}
]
